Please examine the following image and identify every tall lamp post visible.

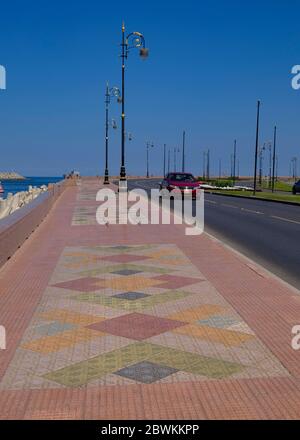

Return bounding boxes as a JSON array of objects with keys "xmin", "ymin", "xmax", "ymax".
[
  {"xmin": 233, "ymin": 139, "xmax": 237, "ymax": 184},
  {"xmin": 174, "ymin": 147, "xmax": 180, "ymax": 171},
  {"xmin": 146, "ymin": 142, "xmax": 154, "ymax": 178},
  {"xmin": 253, "ymin": 100, "xmax": 261, "ymax": 195},
  {"xmin": 182, "ymin": 131, "xmax": 186, "ymax": 172},
  {"xmin": 104, "ymin": 82, "xmax": 120, "ymax": 184},
  {"xmin": 271, "ymin": 126, "xmax": 277, "ymax": 193},
  {"xmin": 163, "ymin": 144, "xmax": 166, "ymax": 177},
  {"xmin": 119, "ymin": 22, "xmax": 148, "ymax": 187}
]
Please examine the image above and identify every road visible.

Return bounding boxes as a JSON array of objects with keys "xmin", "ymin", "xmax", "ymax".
[{"xmin": 127, "ymin": 178, "xmax": 300, "ymax": 290}]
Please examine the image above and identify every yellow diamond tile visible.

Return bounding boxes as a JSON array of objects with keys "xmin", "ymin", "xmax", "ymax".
[
  {"xmin": 39, "ymin": 309, "xmax": 105, "ymax": 326},
  {"xmin": 102, "ymin": 276, "xmax": 163, "ymax": 292},
  {"xmin": 22, "ymin": 328, "xmax": 105, "ymax": 354},
  {"xmin": 173, "ymin": 324, "xmax": 255, "ymax": 347},
  {"xmin": 146, "ymin": 249, "xmax": 178, "ymax": 259},
  {"xmin": 156, "ymin": 258, "xmax": 188, "ymax": 266},
  {"xmin": 168, "ymin": 304, "xmax": 226, "ymax": 322}
]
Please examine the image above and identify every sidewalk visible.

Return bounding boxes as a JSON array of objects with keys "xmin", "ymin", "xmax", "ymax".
[{"xmin": 0, "ymin": 178, "xmax": 300, "ymax": 419}]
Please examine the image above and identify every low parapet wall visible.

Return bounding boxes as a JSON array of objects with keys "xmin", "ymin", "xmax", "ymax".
[{"xmin": 0, "ymin": 180, "xmax": 68, "ymax": 269}]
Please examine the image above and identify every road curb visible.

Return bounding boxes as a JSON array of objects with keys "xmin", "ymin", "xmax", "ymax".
[{"xmin": 205, "ymin": 191, "xmax": 300, "ymax": 206}]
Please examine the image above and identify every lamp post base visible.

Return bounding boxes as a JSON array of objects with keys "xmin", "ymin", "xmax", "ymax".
[
  {"xmin": 104, "ymin": 170, "xmax": 110, "ymax": 184},
  {"xmin": 119, "ymin": 166, "xmax": 126, "ymax": 181}
]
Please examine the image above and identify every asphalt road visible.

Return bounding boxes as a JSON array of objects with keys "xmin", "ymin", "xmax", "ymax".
[{"xmin": 127, "ymin": 178, "xmax": 300, "ymax": 290}]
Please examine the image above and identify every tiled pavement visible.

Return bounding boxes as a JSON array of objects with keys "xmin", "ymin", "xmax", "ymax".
[{"xmin": 0, "ymin": 178, "xmax": 300, "ymax": 419}]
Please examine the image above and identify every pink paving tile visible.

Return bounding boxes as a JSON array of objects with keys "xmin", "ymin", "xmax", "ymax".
[
  {"xmin": 52, "ymin": 277, "xmax": 103, "ymax": 292},
  {"xmin": 87, "ymin": 312, "xmax": 186, "ymax": 340}
]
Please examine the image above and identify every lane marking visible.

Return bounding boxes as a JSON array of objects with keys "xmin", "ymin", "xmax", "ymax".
[
  {"xmin": 271, "ymin": 215, "xmax": 300, "ymax": 225},
  {"xmin": 221, "ymin": 203, "xmax": 239, "ymax": 209},
  {"xmin": 241, "ymin": 208, "xmax": 264, "ymax": 215},
  {"xmin": 205, "ymin": 200, "xmax": 217, "ymax": 204}
]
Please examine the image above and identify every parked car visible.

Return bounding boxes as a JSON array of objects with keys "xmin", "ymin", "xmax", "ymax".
[
  {"xmin": 159, "ymin": 172, "xmax": 200, "ymax": 199},
  {"xmin": 292, "ymin": 180, "xmax": 300, "ymax": 194}
]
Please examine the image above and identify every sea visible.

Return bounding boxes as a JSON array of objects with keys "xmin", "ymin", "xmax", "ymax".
[{"xmin": 0, "ymin": 177, "xmax": 63, "ymax": 199}]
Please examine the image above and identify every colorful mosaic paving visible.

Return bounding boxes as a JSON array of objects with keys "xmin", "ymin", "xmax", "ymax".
[{"xmin": 0, "ymin": 244, "xmax": 289, "ymax": 390}]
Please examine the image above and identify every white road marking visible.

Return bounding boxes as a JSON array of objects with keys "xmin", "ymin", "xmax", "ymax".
[
  {"xmin": 271, "ymin": 215, "xmax": 300, "ymax": 225},
  {"xmin": 241, "ymin": 208, "xmax": 264, "ymax": 215},
  {"xmin": 205, "ymin": 200, "xmax": 217, "ymax": 204},
  {"xmin": 221, "ymin": 204, "xmax": 239, "ymax": 209}
]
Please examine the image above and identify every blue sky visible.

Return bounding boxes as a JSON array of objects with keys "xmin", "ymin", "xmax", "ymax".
[{"xmin": 0, "ymin": 0, "xmax": 299, "ymax": 177}]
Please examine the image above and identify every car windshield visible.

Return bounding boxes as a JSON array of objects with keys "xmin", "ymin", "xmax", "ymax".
[{"xmin": 168, "ymin": 173, "xmax": 195, "ymax": 182}]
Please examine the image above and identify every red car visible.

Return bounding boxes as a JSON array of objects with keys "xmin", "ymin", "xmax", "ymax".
[{"xmin": 159, "ymin": 172, "xmax": 200, "ymax": 199}]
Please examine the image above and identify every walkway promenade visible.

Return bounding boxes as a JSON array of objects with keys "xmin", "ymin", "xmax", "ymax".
[{"xmin": 0, "ymin": 178, "xmax": 300, "ymax": 419}]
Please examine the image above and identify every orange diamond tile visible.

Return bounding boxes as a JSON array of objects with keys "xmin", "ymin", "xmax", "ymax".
[
  {"xmin": 39, "ymin": 309, "xmax": 105, "ymax": 326},
  {"xmin": 22, "ymin": 328, "xmax": 105, "ymax": 354},
  {"xmin": 173, "ymin": 324, "xmax": 255, "ymax": 347},
  {"xmin": 168, "ymin": 304, "xmax": 226, "ymax": 323},
  {"xmin": 102, "ymin": 276, "xmax": 163, "ymax": 292}
]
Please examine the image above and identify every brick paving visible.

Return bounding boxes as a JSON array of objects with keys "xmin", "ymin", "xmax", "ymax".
[{"xmin": 0, "ymin": 178, "xmax": 300, "ymax": 419}]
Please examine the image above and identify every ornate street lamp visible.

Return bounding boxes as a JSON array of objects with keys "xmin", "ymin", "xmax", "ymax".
[
  {"xmin": 104, "ymin": 82, "xmax": 120, "ymax": 184},
  {"xmin": 119, "ymin": 22, "xmax": 148, "ymax": 188}
]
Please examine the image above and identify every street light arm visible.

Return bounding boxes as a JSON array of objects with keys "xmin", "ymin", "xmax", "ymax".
[{"xmin": 126, "ymin": 32, "xmax": 146, "ymax": 50}]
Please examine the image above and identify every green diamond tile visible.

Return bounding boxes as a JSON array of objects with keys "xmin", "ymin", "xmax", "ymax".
[
  {"xmin": 79, "ymin": 264, "xmax": 174, "ymax": 277},
  {"xmin": 83, "ymin": 245, "xmax": 155, "ymax": 253},
  {"xmin": 148, "ymin": 345, "xmax": 243, "ymax": 379},
  {"xmin": 43, "ymin": 342, "xmax": 164, "ymax": 387},
  {"xmin": 72, "ymin": 290, "xmax": 191, "ymax": 311}
]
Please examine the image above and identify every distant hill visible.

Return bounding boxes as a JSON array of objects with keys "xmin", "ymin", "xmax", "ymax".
[{"xmin": 0, "ymin": 172, "xmax": 25, "ymax": 180}]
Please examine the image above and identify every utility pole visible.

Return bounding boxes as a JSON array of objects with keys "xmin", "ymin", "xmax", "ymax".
[
  {"xmin": 268, "ymin": 143, "xmax": 272, "ymax": 188},
  {"xmin": 271, "ymin": 126, "xmax": 277, "ymax": 193},
  {"xmin": 174, "ymin": 148, "xmax": 176, "ymax": 172},
  {"xmin": 168, "ymin": 148, "xmax": 170, "ymax": 174},
  {"xmin": 203, "ymin": 151, "xmax": 206, "ymax": 179},
  {"xmin": 207, "ymin": 149, "xmax": 210, "ymax": 180},
  {"xmin": 253, "ymin": 100, "xmax": 261, "ymax": 195},
  {"xmin": 182, "ymin": 130, "xmax": 185, "ymax": 172},
  {"xmin": 163, "ymin": 144, "xmax": 166, "ymax": 177},
  {"xmin": 233, "ymin": 139, "xmax": 237, "ymax": 185},
  {"xmin": 219, "ymin": 159, "xmax": 222, "ymax": 180}
]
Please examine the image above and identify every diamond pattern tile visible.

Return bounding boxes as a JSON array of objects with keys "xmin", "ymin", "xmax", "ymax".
[
  {"xmin": 198, "ymin": 315, "xmax": 240, "ymax": 329},
  {"xmin": 87, "ymin": 313, "xmax": 186, "ymax": 340},
  {"xmin": 73, "ymin": 290, "xmax": 190, "ymax": 311},
  {"xmin": 111, "ymin": 269, "xmax": 142, "ymax": 276},
  {"xmin": 173, "ymin": 324, "xmax": 255, "ymax": 347},
  {"xmin": 113, "ymin": 292, "xmax": 150, "ymax": 300},
  {"xmin": 115, "ymin": 361, "xmax": 178, "ymax": 384},
  {"xmin": 52, "ymin": 277, "xmax": 103, "ymax": 292},
  {"xmin": 101, "ymin": 254, "xmax": 151, "ymax": 263}
]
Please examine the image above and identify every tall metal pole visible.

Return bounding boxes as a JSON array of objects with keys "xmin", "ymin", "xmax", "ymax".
[
  {"xmin": 207, "ymin": 149, "xmax": 210, "ymax": 180},
  {"xmin": 104, "ymin": 82, "xmax": 110, "ymax": 184},
  {"xmin": 271, "ymin": 126, "xmax": 277, "ymax": 193},
  {"xmin": 146, "ymin": 142, "xmax": 149, "ymax": 178},
  {"xmin": 219, "ymin": 158, "xmax": 221, "ymax": 180},
  {"xmin": 174, "ymin": 148, "xmax": 176, "ymax": 171},
  {"xmin": 203, "ymin": 151, "xmax": 206, "ymax": 179},
  {"xmin": 168, "ymin": 149, "xmax": 170, "ymax": 174},
  {"xmin": 182, "ymin": 131, "xmax": 185, "ymax": 172},
  {"xmin": 163, "ymin": 144, "xmax": 166, "ymax": 177},
  {"xmin": 233, "ymin": 139, "xmax": 237, "ymax": 185},
  {"xmin": 120, "ymin": 22, "xmax": 126, "ymax": 181},
  {"xmin": 259, "ymin": 146, "xmax": 263, "ymax": 185},
  {"xmin": 253, "ymin": 100, "xmax": 261, "ymax": 195},
  {"xmin": 268, "ymin": 144, "xmax": 272, "ymax": 188}
]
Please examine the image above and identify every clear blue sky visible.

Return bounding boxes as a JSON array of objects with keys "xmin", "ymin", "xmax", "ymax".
[{"xmin": 0, "ymin": 0, "xmax": 299, "ymax": 177}]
